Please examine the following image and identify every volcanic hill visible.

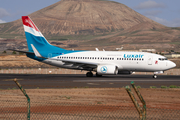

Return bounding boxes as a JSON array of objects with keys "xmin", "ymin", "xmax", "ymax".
[{"xmin": 0, "ymin": 0, "xmax": 180, "ymax": 51}]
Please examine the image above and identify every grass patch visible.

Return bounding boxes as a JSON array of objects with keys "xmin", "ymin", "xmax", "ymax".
[
  {"xmin": 0, "ymin": 33, "xmax": 24, "ymax": 39},
  {"xmin": 170, "ymin": 42, "xmax": 180, "ymax": 45},
  {"xmin": 97, "ymin": 102, "xmax": 102, "ymax": 104},
  {"xmin": 171, "ymin": 27, "xmax": 180, "ymax": 31},
  {"xmin": 65, "ymin": 96, "xmax": 71, "ymax": 99},
  {"xmin": 161, "ymin": 86, "xmax": 168, "ymax": 89},
  {"xmin": 169, "ymin": 85, "xmax": 177, "ymax": 88},
  {"xmin": 150, "ymin": 86, "xmax": 157, "ymax": 89}
]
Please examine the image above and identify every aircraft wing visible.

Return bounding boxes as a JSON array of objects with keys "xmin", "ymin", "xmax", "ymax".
[{"xmin": 51, "ymin": 58, "xmax": 98, "ymax": 70}]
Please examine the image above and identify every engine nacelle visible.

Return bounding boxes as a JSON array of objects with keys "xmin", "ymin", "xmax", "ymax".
[{"xmin": 97, "ymin": 65, "xmax": 118, "ymax": 75}]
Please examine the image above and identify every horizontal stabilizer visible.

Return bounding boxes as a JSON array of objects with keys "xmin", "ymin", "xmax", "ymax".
[{"xmin": 8, "ymin": 49, "xmax": 34, "ymax": 54}]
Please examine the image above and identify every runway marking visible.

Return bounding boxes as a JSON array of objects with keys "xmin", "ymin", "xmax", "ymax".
[
  {"xmin": 74, "ymin": 80, "xmax": 180, "ymax": 82},
  {"xmin": 87, "ymin": 83, "xmax": 100, "ymax": 85},
  {"xmin": 3, "ymin": 79, "xmax": 23, "ymax": 81}
]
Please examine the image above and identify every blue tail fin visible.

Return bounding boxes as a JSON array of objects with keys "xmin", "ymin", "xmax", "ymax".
[{"xmin": 22, "ymin": 16, "xmax": 65, "ymax": 53}]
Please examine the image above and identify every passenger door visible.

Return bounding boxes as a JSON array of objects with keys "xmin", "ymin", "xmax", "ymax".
[{"xmin": 148, "ymin": 56, "xmax": 153, "ymax": 65}]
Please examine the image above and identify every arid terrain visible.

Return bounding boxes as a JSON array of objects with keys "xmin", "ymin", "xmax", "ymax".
[
  {"xmin": 0, "ymin": 0, "xmax": 180, "ymax": 51},
  {"xmin": 1, "ymin": 88, "xmax": 180, "ymax": 111},
  {"xmin": 1, "ymin": 88, "xmax": 180, "ymax": 119}
]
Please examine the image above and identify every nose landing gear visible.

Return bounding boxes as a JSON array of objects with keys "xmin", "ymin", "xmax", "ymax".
[
  {"xmin": 153, "ymin": 74, "xmax": 157, "ymax": 79},
  {"xmin": 153, "ymin": 71, "xmax": 163, "ymax": 79}
]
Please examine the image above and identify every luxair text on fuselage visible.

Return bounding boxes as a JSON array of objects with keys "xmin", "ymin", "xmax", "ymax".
[{"xmin": 124, "ymin": 54, "xmax": 144, "ymax": 58}]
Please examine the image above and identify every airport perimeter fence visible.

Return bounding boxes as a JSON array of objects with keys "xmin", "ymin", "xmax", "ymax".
[{"xmin": 0, "ymin": 100, "xmax": 180, "ymax": 120}]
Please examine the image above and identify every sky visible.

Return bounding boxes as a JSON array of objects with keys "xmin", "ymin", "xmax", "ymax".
[{"xmin": 0, "ymin": 0, "xmax": 180, "ymax": 27}]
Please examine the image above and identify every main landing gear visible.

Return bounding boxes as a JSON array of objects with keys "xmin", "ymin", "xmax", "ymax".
[
  {"xmin": 86, "ymin": 71, "xmax": 93, "ymax": 77},
  {"xmin": 96, "ymin": 73, "xmax": 102, "ymax": 77},
  {"xmin": 86, "ymin": 72, "xmax": 103, "ymax": 77}
]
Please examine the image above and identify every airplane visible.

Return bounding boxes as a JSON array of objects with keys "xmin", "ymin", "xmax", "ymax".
[{"xmin": 10, "ymin": 16, "xmax": 176, "ymax": 78}]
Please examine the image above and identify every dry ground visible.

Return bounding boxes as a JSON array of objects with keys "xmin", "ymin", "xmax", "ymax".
[
  {"xmin": 1, "ymin": 88, "xmax": 180, "ymax": 119},
  {"xmin": 1, "ymin": 88, "xmax": 180, "ymax": 110}
]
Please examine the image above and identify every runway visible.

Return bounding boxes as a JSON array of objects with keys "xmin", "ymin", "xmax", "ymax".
[{"xmin": 0, "ymin": 74, "xmax": 180, "ymax": 89}]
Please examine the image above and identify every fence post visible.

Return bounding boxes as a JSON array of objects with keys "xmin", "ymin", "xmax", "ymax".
[
  {"xmin": 131, "ymin": 81, "xmax": 146, "ymax": 119},
  {"xmin": 13, "ymin": 78, "xmax": 30, "ymax": 120},
  {"xmin": 125, "ymin": 81, "xmax": 146, "ymax": 120}
]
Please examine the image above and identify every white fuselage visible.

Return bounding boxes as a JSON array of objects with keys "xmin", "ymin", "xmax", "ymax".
[{"xmin": 42, "ymin": 51, "xmax": 176, "ymax": 73}]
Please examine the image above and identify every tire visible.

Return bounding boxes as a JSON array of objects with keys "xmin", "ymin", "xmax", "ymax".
[
  {"xmin": 86, "ymin": 72, "xmax": 93, "ymax": 77},
  {"xmin": 96, "ymin": 73, "xmax": 102, "ymax": 77},
  {"xmin": 153, "ymin": 75, "xmax": 157, "ymax": 79}
]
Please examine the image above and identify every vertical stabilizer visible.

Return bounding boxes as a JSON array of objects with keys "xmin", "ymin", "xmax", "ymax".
[{"xmin": 22, "ymin": 16, "xmax": 64, "ymax": 52}]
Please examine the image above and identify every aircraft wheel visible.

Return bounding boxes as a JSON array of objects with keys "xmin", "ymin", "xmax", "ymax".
[
  {"xmin": 96, "ymin": 73, "xmax": 102, "ymax": 77},
  {"xmin": 86, "ymin": 72, "xmax": 93, "ymax": 77},
  {"xmin": 153, "ymin": 75, "xmax": 157, "ymax": 79}
]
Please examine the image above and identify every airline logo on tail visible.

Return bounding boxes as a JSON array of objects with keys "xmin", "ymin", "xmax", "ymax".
[
  {"xmin": 22, "ymin": 16, "xmax": 65, "ymax": 54},
  {"xmin": 22, "ymin": 16, "xmax": 39, "ymax": 32},
  {"xmin": 22, "ymin": 16, "xmax": 44, "ymax": 38}
]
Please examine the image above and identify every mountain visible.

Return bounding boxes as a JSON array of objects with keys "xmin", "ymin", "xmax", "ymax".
[{"xmin": 0, "ymin": 0, "xmax": 180, "ymax": 51}]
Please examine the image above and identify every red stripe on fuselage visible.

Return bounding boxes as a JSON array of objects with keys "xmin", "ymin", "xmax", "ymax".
[{"xmin": 22, "ymin": 16, "xmax": 39, "ymax": 32}]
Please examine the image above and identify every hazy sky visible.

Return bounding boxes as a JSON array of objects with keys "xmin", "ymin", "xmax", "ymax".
[{"xmin": 0, "ymin": 0, "xmax": 180, "ymax": 27}]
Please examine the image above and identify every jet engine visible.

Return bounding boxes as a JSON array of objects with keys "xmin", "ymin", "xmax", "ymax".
[{"xmin": 97, "ymin": 65, "xmax": 118, "ymax": 75}]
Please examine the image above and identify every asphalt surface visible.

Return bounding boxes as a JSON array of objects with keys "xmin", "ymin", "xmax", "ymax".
[{"xmin": 0, "ymin": 74, "xmax": 180, "ymax": 89}]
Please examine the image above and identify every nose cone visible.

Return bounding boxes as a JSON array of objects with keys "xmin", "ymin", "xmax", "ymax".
[{"xmin": 169, "ymin": 61, "xmax": 176, "ymax": 68}]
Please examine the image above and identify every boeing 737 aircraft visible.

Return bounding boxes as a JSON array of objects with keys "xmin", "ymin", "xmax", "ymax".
[{"xmin": 10, "ymin": 16, "xmax": 176, "ymax": 78}]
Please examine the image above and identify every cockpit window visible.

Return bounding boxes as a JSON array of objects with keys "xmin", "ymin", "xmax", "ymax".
[{"xmin": 159, "ymin": 58, "xmax": 168, "ymax": 61}]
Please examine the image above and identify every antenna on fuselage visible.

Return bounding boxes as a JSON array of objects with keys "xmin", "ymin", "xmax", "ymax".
[{"xmin": 95, "ymin": 48, "xmax": 99, "ymax": 51}]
